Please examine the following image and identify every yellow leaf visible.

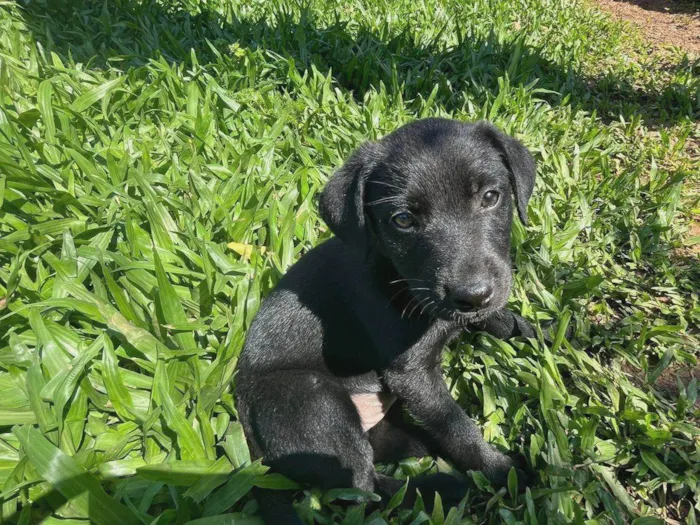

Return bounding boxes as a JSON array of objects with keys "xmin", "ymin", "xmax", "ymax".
[{"xmin": 227, "ymin": 242, "xmax": 266, "ymax": 260}]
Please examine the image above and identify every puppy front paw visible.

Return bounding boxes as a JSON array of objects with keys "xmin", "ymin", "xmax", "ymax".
[{"xmin": 479, "ymin": 447, "xmax": 532, "ymax": 491}]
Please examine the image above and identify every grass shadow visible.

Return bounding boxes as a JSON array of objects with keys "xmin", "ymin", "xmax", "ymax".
[
  {"xmin": 0, "ymin": 471, "xmax": 259, "ymax": 524},
  {"xmin": 15, "ymin": 0, "xmax": 699, "ymax": 126},
  {"xmin": 561, "ymin": 210, "xmax": 700, "ymax": 387},
  {"xmin": 608, "ymin": 0, "xmax": 699, "ymax": 17}
]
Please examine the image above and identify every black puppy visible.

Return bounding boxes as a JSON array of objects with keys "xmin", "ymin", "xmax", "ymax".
[{"xmin": 235, "ymin": 118, "xmax": 538, "ymax": 522}]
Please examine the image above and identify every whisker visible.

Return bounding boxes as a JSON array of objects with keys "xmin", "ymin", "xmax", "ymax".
[
  {"xmin": 407, "ymin": 296, "xmax": 425, "ymax": 318},
  {"xmin": 389, "ymin": 278, "xmax": 428, "ymax": 285},
  {"xmin": 420, "ymin": 300, "xmax": 435, "ymax": 316},
  {"xmin": 408, "ymin": 295, "xmax": 430, "ymax": 318},
  {"xmin": 386, "ymin": 287, "xmax": 407, "ymax": 307},
  {"xmin": 401, "ymin": 296, "xmax": 418, "ymax": 319},
  {"xmin": 367, "ymin": 180, "xmax": 404, "ymax": 191},
  {"xmin": 365, "ymin": 196, "xmax": 401, "ymax": 207}
]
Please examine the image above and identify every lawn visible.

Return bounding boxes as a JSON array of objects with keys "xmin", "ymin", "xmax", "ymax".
[{"xmin": 0, "ymin": 0, "xmax": 698, "ymax": 523}]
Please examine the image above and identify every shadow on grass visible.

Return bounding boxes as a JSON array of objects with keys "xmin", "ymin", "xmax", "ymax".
[
  {"xmin": 564, "ymin": 212, "xmax": 700, "ymax": 394},
  {"xmin": 16, "ymin": 0, "xmax": 698, "ymax": 126},
  {"xmin": 0, "ymin": 456, "xmax": 466, "ymax": 524},
  {"xmin": 0, "ymin": 472, "xmax": 260, "ymax": 524},
  {"xmin": 607, "ymin": 0, "xmax": 700, "ymax": 17}
]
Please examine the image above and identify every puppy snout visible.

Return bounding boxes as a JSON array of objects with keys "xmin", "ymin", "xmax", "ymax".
[{"xmin": 446, "ymin": 282, "xmax": 493, "ymax": 312}]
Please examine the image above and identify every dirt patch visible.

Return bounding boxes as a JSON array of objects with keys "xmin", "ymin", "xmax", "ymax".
[
  {"xmin": 689, "ymin": 219, "xmax": 700, "ymax": 254},
  {"xmin": 622, "ymin": 360, "xmax": 700, "ymax": 409},
  {"xmin": 654, "ymin": 362, "xmax": 699, "ymax": 401},
  {"xmin": 593, "ymin": 0, "xmax": 700, "ymax": 54}
]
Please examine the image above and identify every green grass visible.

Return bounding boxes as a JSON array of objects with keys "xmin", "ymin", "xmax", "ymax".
[{"xmin": 0, "ymin": 0, "xmax": 698, "ymax": 523}]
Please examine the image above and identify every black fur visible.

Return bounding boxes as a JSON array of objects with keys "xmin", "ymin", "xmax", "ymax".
[{"xmin": 235, "ymin": 118, "xmax": 538, "ymax": 523}]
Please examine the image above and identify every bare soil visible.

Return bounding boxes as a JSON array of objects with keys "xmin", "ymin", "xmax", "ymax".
[
  {"xmin": 622, "ymin": 361, "xmax": 700, "ymax": 409},
  {"xmin": 593, "ymin": 0, "xmax": 700, "ymax": 54}
]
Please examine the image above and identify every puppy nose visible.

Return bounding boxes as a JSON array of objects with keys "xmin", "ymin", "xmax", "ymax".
[{"xmin": 447, "ymin": 283, "xmax": 493, "ymax": 312}]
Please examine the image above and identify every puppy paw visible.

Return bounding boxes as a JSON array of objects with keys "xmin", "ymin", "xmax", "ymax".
[
  {"xmin": 480, "ymin": 449, "xmax": 532, "ymax": 492},
  {"xmin": 541, "ymin": 318, "xmax": 574, "ymax": 343}
]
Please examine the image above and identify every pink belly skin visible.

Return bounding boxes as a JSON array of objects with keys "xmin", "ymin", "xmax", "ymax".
[{"xmin": 350, "ymin": 392, "xmax": 397, "ymax": 431}]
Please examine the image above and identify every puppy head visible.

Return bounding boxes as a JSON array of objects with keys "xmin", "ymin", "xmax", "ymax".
[{"xmin": 319, "ymin": 118, "xmax": 535, "ymax": 323}]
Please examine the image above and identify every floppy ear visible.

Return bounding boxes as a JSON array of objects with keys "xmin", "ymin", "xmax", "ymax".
[
  {"xmin": 477, "ymin": 122, "xmax": 536, "ymax": 224},
  {"xmin": 319, "ymin": 143, "xmax": 379, "ymax": 255}
]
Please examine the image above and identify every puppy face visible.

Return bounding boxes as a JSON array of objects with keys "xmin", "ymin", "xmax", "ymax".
[{"xmin": 319, "ymin": 118, "xmax": 535, "ymax": 324}]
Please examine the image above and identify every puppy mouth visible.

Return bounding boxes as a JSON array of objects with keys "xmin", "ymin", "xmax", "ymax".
[
  {"xmin": 403, "ymin": 286, "xmax": 497, "ymax": 323},
  {"xmin": 448, "ymin": 307, "xmax": 496, "ymax": 325}
]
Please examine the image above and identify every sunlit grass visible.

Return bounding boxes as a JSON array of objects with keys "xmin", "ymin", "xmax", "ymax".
[{"xmin": 0, "ymin": 0, "xmax": 698, "ymax": 523}]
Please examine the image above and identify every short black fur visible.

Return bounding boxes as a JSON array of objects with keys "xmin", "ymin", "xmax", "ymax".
[{"xmin": 236, "ymin": 118, "xmax": 538, "ymax": 523}]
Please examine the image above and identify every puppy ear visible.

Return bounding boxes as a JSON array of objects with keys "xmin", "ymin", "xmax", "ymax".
[
  {"xmin": 477, "ymin": 122, "xmax": 536, "ymax": 224},
  {"xmin": 319, "ymin": 143, "xmax": 379, "ymax": 255}
]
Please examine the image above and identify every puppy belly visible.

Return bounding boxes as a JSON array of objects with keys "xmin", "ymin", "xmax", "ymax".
[{"xmin": 351, "ymin": 392, "xmax": 397, "ymax": 431}]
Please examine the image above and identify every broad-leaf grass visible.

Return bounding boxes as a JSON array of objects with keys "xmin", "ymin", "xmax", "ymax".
[{"xmin": 0, "ymin": 0, "xmax": 698, "ymax": 523}]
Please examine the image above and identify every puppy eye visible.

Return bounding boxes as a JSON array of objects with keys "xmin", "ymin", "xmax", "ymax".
[
  {"xmin": 391, "ymin": 211, "xmax": 416, "ymax": 229},
  {"xmin": 481, "ymin": 190, "xmax": 500, "ymax": 208}
]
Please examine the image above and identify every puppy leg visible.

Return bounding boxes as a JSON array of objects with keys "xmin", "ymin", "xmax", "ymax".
[
  {"xmin": 368, "ymin": 401, "xmax": 435, "ymax": 463},
  {"xmin": 252, "ymin": 488, "xmax": 302, "ymax": 525},
  {"xmin": 369, "ymin": 402, "xmax": 470, "ymax": 509},
  {"xmin": 384, "ymin": 364, "xmax": 525, "ymax": 489},
  {"xmin": 239, "ymin": 371, "xmax": 473, "ymax": 520},
  {"xmin": 471, "ymin": 309, "xmax": 535, "ymax": 339},
  {"xmin": 374, "ymin": 472, "xmax": 469, "ymax": 511},
  {"xmin": 473, "ymin": 309, "xmax": 573, "ymax": 345},
  {"xmin": 239, "ymin": 370, "xmax": 377, "ymax": 523}
]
